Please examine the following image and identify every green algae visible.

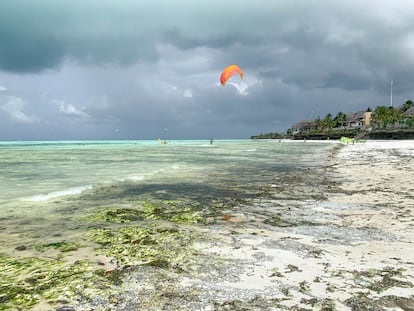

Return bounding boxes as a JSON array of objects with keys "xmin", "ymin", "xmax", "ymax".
[
  {"xmin": 0, "ymin": 256, "xmax": 102, "ymax": 310},
  {"xmin": 0, "ymin": 199, "xmax": 207, "ymax": 310},
  {"xmin": 345, "ymin": 292, "xmax": 384, "ymax": 311},
  {"xmin": 346, "ymin": 293, "xmax": 414, "ymax": 311},
  {"xmin": 99, "ymin": 207, "xmax": 144, "ymax": 223},
  {"xmin": 320, "ymin": 299, "xmax": 337, "ymax": 311},
  {"xmin": 351, "ymin": 266, "xmax": 413, "ymax": 293},
  {"xmin": 34, "ymin": 241, "xmax": 83, "ymax": 253},
  {"xmin": 90, "ymin": 225, "xmax": 200, "ymax": 269},
  {"xmin": 0, "ymin": 223, "xmax": 202, "ymax": 311},
  {"xmin": 377, "ymin": 295, "xmax": 414, "ymax": 310},
  {"xmin": 85, "ymin": 200, "xmax": 204, "ymax": 225},
  {"xmin": 213, "ymin": 296, "xmax": 285, "ymax": 311},
  {"xmin": 83, "ymin": 199, "xmax": 208, "ymax": 274},
  {"xmin": 299, "ymin": 280, "xmax": 311, "ymax": 294},
  {"xmin": 299, "ymin": 298, "xmax": 336, "ymax": 310}
]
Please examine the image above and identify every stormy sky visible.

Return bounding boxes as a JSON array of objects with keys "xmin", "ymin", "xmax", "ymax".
[{"xmin": 1, "ymin": 0, "xmax": 414, "ymax": 140}]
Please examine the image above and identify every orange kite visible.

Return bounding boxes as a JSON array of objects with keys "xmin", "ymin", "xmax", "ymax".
[{"xmin": 220, "ymin": 64, "xmax": 243, "ymax": 86}]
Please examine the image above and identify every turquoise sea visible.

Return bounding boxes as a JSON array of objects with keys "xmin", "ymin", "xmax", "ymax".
[{"xmin": 0, "ymin": 139, "xmax": 335, "ymax": 254}]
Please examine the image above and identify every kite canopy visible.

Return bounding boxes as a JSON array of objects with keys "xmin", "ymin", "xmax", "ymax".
[{"xmin": 220, "ymin": 64, "xmax": 243, "ymax": 86}]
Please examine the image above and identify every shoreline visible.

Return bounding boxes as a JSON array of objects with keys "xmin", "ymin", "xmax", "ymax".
[
  {"xmin": 3, "ymin": 140, "xmax": 413, "ymax": 310},
  {"xmin": 194, "ymin": 140, "xmax": 414, "ymax": 310},
  {"xmin": 80, "ymin": 140, "xmax": 414, "ymax": 310}
]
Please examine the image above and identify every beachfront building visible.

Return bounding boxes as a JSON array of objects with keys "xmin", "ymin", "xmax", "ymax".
[
  {"xmin": 292, "ymin": 111, "xmax": 372, "ymax": 134},
  {"xmin": 291, "ymin": 120, "xmax": 318, "ymax": 134},
  {"xmin": 402, "ymin": 106, "xmax": 414, "ymax": 127},
  {"xmin": 336, "ymin": 111, "xmax": 372, "ymax": 129},
  {"xmin": 285, "ymin": 103, "xmax": 414, "ymax": 140}
]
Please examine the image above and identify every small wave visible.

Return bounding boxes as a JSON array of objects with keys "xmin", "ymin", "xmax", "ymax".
[
  {"xmin": 115, "ymin": 166, "xmax": 182, "ymax": 184},
  {"xmin": 117, "ymin": 174, "xmax": 145, "ymax": 182},
  {"xmin": 21, "ymin": 185, "xmax": 92, "ymax": 202},
  {"xmin": 128, "ymin": 175, "xmax": 145, "ymax": 181}
]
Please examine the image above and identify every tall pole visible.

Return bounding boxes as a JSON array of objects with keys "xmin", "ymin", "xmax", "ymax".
[{"xmin": 390, "ymin": 80, "xmax": 393, "ymax": 107}]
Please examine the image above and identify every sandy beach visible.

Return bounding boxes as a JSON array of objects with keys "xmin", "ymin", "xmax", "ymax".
[{"xmin": 163, "ymin": 140, "xmax": 414, "ymax": 310}]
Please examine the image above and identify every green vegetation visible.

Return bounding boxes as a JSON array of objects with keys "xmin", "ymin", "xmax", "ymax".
[
  {"xmin": 0, "ymin": 256, "xmax": 101, "ymax": 309},
  {"xmin": 372, "ymin": 101, "xmax": 414, "ymax": 128},
  {"xmin": 34, "ymin": 242, "xmax": 83, "ymax": 253},
  {"xmin": 250, "ymin": 132, "xmax": 287, "ymax": 139},
  {"xmin": 86, "ymin": 200, "xmax": 204, "ymax": 224},
  {"xmin": 251, "ymin": 100, "xmax": 414, "ymax": 139},
  {"xmin": 90, "ymin": 225, "xmax": 200, "ymax": 268},
  {"xmin": 0, "ymin": 200, "xmax": 207, "ymax": 310}
]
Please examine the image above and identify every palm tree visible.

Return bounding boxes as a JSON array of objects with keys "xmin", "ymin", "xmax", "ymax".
[
  {"xmin": 390, "ymin": 107, "xmax": 403, "ymax": 125},
  {"xmin": 323, "ymin": 113, "xmax": 335, "ymax": 130},
  {"xmin": 314, "ymin": 116, "xmax": 323, "ymax": 130},
  {"xmin": 334, "ymin": 112, "xmax": 347, "ymax": 127},
  {"xmin": 372, "ymin": 106, "xmax": 389, "ymax": 128},
  {"xmin": 372, "ymin": 106, "xmax": 403, "ymax": 128}
]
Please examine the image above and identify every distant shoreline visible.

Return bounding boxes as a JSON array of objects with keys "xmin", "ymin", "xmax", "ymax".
[{"xmin": 251, "ymin": 128, "xmax": 414, "ymax": 140}]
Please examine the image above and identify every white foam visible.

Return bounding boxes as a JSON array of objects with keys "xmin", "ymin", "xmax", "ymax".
[
  {"xmin": 117, "ymin": 174, "xmax": 145, "ymax": 182},
  {"xmin": 21, "ymin": 185, "xmax": 92, "ymax": 202},
  {"xmin": 128, "ymin": 175, "xmax": 145, "ymax": 181}
]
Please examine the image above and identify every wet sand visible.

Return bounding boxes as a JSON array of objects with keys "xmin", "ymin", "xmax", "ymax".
[{"xmin": 161, "ymin": 140, "xmax": 414, "ymax": 311}]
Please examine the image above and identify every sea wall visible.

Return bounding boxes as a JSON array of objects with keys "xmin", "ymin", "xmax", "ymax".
[
  {"xmin": 291, "ymin": 128, "xmax": 414, "ymax": 140},
  {"xmin": 365, "ymin": 128, "xmax": 414, "ymax": 139}
]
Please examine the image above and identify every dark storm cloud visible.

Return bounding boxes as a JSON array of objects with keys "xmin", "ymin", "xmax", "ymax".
[
  {"xmin": 322, "ymin": 72, "xmax": 372, "ymax": 91},
  {"xmin": 1, "ymin": 1, "xmax": 414, "ymax": 140},
  {"xmin": 0, "ymin": 1, "xmax": 160, "ymax": 72},
  {"xmin": 0, "ymin": 0, "xmax": 286, "ymax": 72},
  {"xmin": 0, "ymin": 32, "xmax": 64, "ymax": 72}
]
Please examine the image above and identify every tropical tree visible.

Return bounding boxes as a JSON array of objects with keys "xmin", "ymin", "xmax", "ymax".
[
  {"xmin": 401, "ymin": 100, "xmax": 413, "ymax": 113},
  {"xmin": 315, "ymin": 116, "xmax": 323, "ymax": 130},
  {"xmin": 322, "ymin": 113, "xmax": 335, "ymax": 130},
  {"xmin": 333, "ymin": 112, "xmax": 347, "ymax": 127},
  {"xmin": 372, "ymin": 106, "xmax": 403, "ymax": 128},
  {"xmin": 405, "ymin": 116, "xmax": 414, "ymax": 127},
  {"xmin": 390, "ymin": 107, "xmax": 403, "ymax": 125},
  {"xmin": 372, "ymin": 106, "xmax": 389, "ymax": 128}
]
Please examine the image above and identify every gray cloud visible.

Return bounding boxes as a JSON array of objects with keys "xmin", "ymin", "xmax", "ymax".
[
  {"xmin": 0, "ymin": 96, "xmax": 38, "ymax": 123},
  {"xmin": 1, "ymin": 1, "xmax": 414, "ymax": 140}
]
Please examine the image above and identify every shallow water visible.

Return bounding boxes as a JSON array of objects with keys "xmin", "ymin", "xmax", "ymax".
[{"xmin": 0, "ymin": 139, "xmax": 336, "ymax": 254}]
